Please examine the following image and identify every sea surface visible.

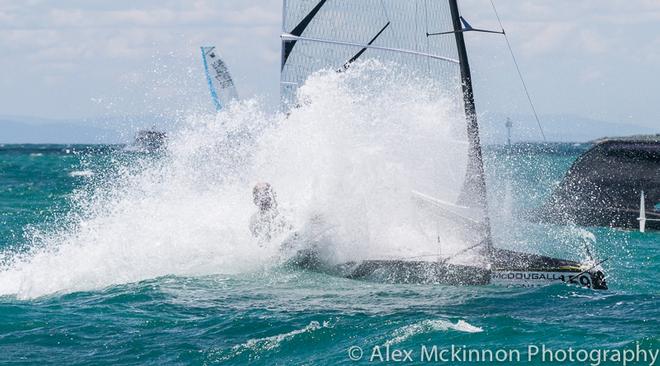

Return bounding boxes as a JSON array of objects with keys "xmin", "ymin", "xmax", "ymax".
[{"xmin": 0, "ymin": 143, "xmax": 657, "ymax": 365}]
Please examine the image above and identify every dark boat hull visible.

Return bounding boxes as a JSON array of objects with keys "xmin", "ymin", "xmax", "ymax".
[
  {"xmin": 538, "ymin": 137, "xmax": 660, "ymax": 231},
  {"xmin": 288, "ymin": 247, "xmax": 607, "ymax": 290}
]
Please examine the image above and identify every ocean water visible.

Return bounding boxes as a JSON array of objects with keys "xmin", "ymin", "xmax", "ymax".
[{"xmin": 0, "ymin": 66, "xmax": 658, "ymax": 365}]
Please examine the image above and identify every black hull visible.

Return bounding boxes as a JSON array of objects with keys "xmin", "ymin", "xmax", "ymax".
[{"xmin": 288, "ymin": 248, "xmax": 607, "ymax": 290}]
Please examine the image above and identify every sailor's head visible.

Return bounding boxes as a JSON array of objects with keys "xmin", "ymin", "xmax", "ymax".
[{"xmin": 253, "ymin": 182, "xmax": 276, "ymax": 211}]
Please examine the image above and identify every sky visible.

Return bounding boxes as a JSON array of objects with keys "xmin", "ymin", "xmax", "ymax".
[{"xmin": 0, "ymin": 0, "xmax": 658, "ymax": 141}]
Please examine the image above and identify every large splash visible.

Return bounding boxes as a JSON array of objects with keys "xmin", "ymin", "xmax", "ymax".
[{"xmin": 0, "ymin": 61, "xmax": 471, "ymax": 299}]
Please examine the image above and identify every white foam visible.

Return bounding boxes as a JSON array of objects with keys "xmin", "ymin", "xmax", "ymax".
[
  {"xmin": 0, "ymin": 61, "xmax": 471, "ymax": 299},
  {"xmin": 224, "ymin": 320, "xmax": 332, "ymax": 359},
  {"xmin": 68, "ymin": 170, "xmax": 95, "ymax": 177},
  {"xmin": 385, "ymin": 319, "xmax": 483, "ymax": 346}
]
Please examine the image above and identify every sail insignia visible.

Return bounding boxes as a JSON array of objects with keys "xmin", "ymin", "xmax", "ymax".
[{"xmin": 460, "ymin": 16, "xmax": 473, "ymax": 31}]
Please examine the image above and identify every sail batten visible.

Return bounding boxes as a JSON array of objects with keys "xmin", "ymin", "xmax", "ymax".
[
  {"xmin": 340, "ymin": 21, "xmax": 392, "ymax": 71},
  {"xmin": 281, "ymin": 33, "xmax": 460, "ymax": 64}
]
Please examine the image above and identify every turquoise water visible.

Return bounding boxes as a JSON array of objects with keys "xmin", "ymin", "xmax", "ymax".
[{"xmin": 0, "ymin": 144, "xmax": 658, "ymax": 365}]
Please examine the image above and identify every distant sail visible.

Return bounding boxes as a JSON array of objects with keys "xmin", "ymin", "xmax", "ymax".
[{"xmin": 201, "ymin": 46, "xmax": 239, "ymax": 110}]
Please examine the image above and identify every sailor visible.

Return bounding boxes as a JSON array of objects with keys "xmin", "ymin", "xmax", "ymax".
[{"xmin": 249, "ymin": 182, "xmax": 292, "ymax": 246}]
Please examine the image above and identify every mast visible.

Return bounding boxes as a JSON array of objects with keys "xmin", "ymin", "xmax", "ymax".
[
  {"xmin": 280, "ymin": 0, "xmax": 289, "ymax": 71},
  {"xmin": 505, "ymin": 117, "xmax": 513, "ymax": 145},
  {"xmin": 448, "ymin": 0, "xmax": 493, "ymax": 256}
]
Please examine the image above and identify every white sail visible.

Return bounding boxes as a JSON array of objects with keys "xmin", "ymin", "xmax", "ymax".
[
  {"xmin": 281, "ymin": 1, "xmax": 461, "ymax": 104},
  {"xmin": 201, "ymin": 46, "xmax": 239, "ymax": 111},
  {"xmin": 639, "ymin": 190, "xmax": 647, "ymax": 233},
  {"xmin": 280, "ymin": 0, "xmax": 491, "ymax": 262}
]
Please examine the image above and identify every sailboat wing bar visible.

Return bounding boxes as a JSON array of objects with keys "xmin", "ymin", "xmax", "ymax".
[
  {"xmin": 281, "ymin": 33, "xmax": 460, "ymax": 64},
  {"xmin": 428, "ymin": 17, "xmax": 504, "ymax": 36}
]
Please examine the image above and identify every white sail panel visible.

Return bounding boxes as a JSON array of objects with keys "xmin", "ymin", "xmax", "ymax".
[{"xmin": 281, "ymin": 0, "xmax": 461, "ymax": 103}]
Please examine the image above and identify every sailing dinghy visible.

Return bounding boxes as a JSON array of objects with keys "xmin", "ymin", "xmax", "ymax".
[{"xmin": 279, "ymin": 0, "xmax": 607, "ymax": 289}]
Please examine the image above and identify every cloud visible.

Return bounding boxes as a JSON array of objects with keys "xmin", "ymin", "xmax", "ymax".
[
  {"xmin": 477, "ymin": 0, "xmax": 659, "ymax": 58},
  {"xmin": 0, "ymin": 0, "xmax": 280, "ymax": 30},
  {"xmin": 0, "ymin": 0, "xmax": 283, "ymax": 119},
  {"xmin": 0, "ymin": 0, "xmax": 282, "ymax": 69},
  {"xmin": 639, "ymin": 35, "xmax": 660, "ymax": 63},
  {"xmin": 578, "ymin": 68, "xmax": 604, "ymax": 84},
  {"xmin": 517, "ymin": 22, "xmax": 576, "ymax": 56},
  {"xmin": 0, "ymin": 0, "xmax": 658, "ymax": 129}
]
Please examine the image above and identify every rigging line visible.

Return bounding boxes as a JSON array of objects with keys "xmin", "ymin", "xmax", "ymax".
[
  {"xmin": 414, "ymin": 0, "xmax": 419, "ymax": 52},
  {"xmin": 489, "ymin": 0, "xmax": 547, "ymax": 142},
  {"xmin": 379, "ymin": 0, "xmax": 391, "ymax": 22},
  {"xmin": 423, "ymin": 0, "xmax": 431, "ymax": 74},
  {"xmin": 282, "ymin": 33, "xmax": 459, "ymax": 64},
  {"xmin": 569, "ymin": 258, "xmax": 609, "ymax": 285},
  {"xmin": 439, "ymin": 238, "xmax": 489, "ymax": 265}
]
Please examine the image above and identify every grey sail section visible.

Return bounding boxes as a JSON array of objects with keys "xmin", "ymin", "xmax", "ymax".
[
  {"xmin": 281, "ymin": 1, "xmax": 461, "ymax": 105},
  {"xmin": 280, "ymin": 0, "xmax": 491, "ymax": 261}
]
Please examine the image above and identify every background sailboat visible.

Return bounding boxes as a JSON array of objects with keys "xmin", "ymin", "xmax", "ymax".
[{"xmin": 200, "ymin": 46, "xmax": 239, "ymax": 111}]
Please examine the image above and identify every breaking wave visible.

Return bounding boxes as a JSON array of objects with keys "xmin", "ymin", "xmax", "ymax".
[
  {"xmin": 385, "ymin": 319, "xmax": 483, "ymax": 346},
  {"xmin": 0, "ymin": 61, "xmax": 469, "ymax": 299},
  {"xmin": 213, "ymin": 320, "xmax": 334, "ymax": 362}
]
